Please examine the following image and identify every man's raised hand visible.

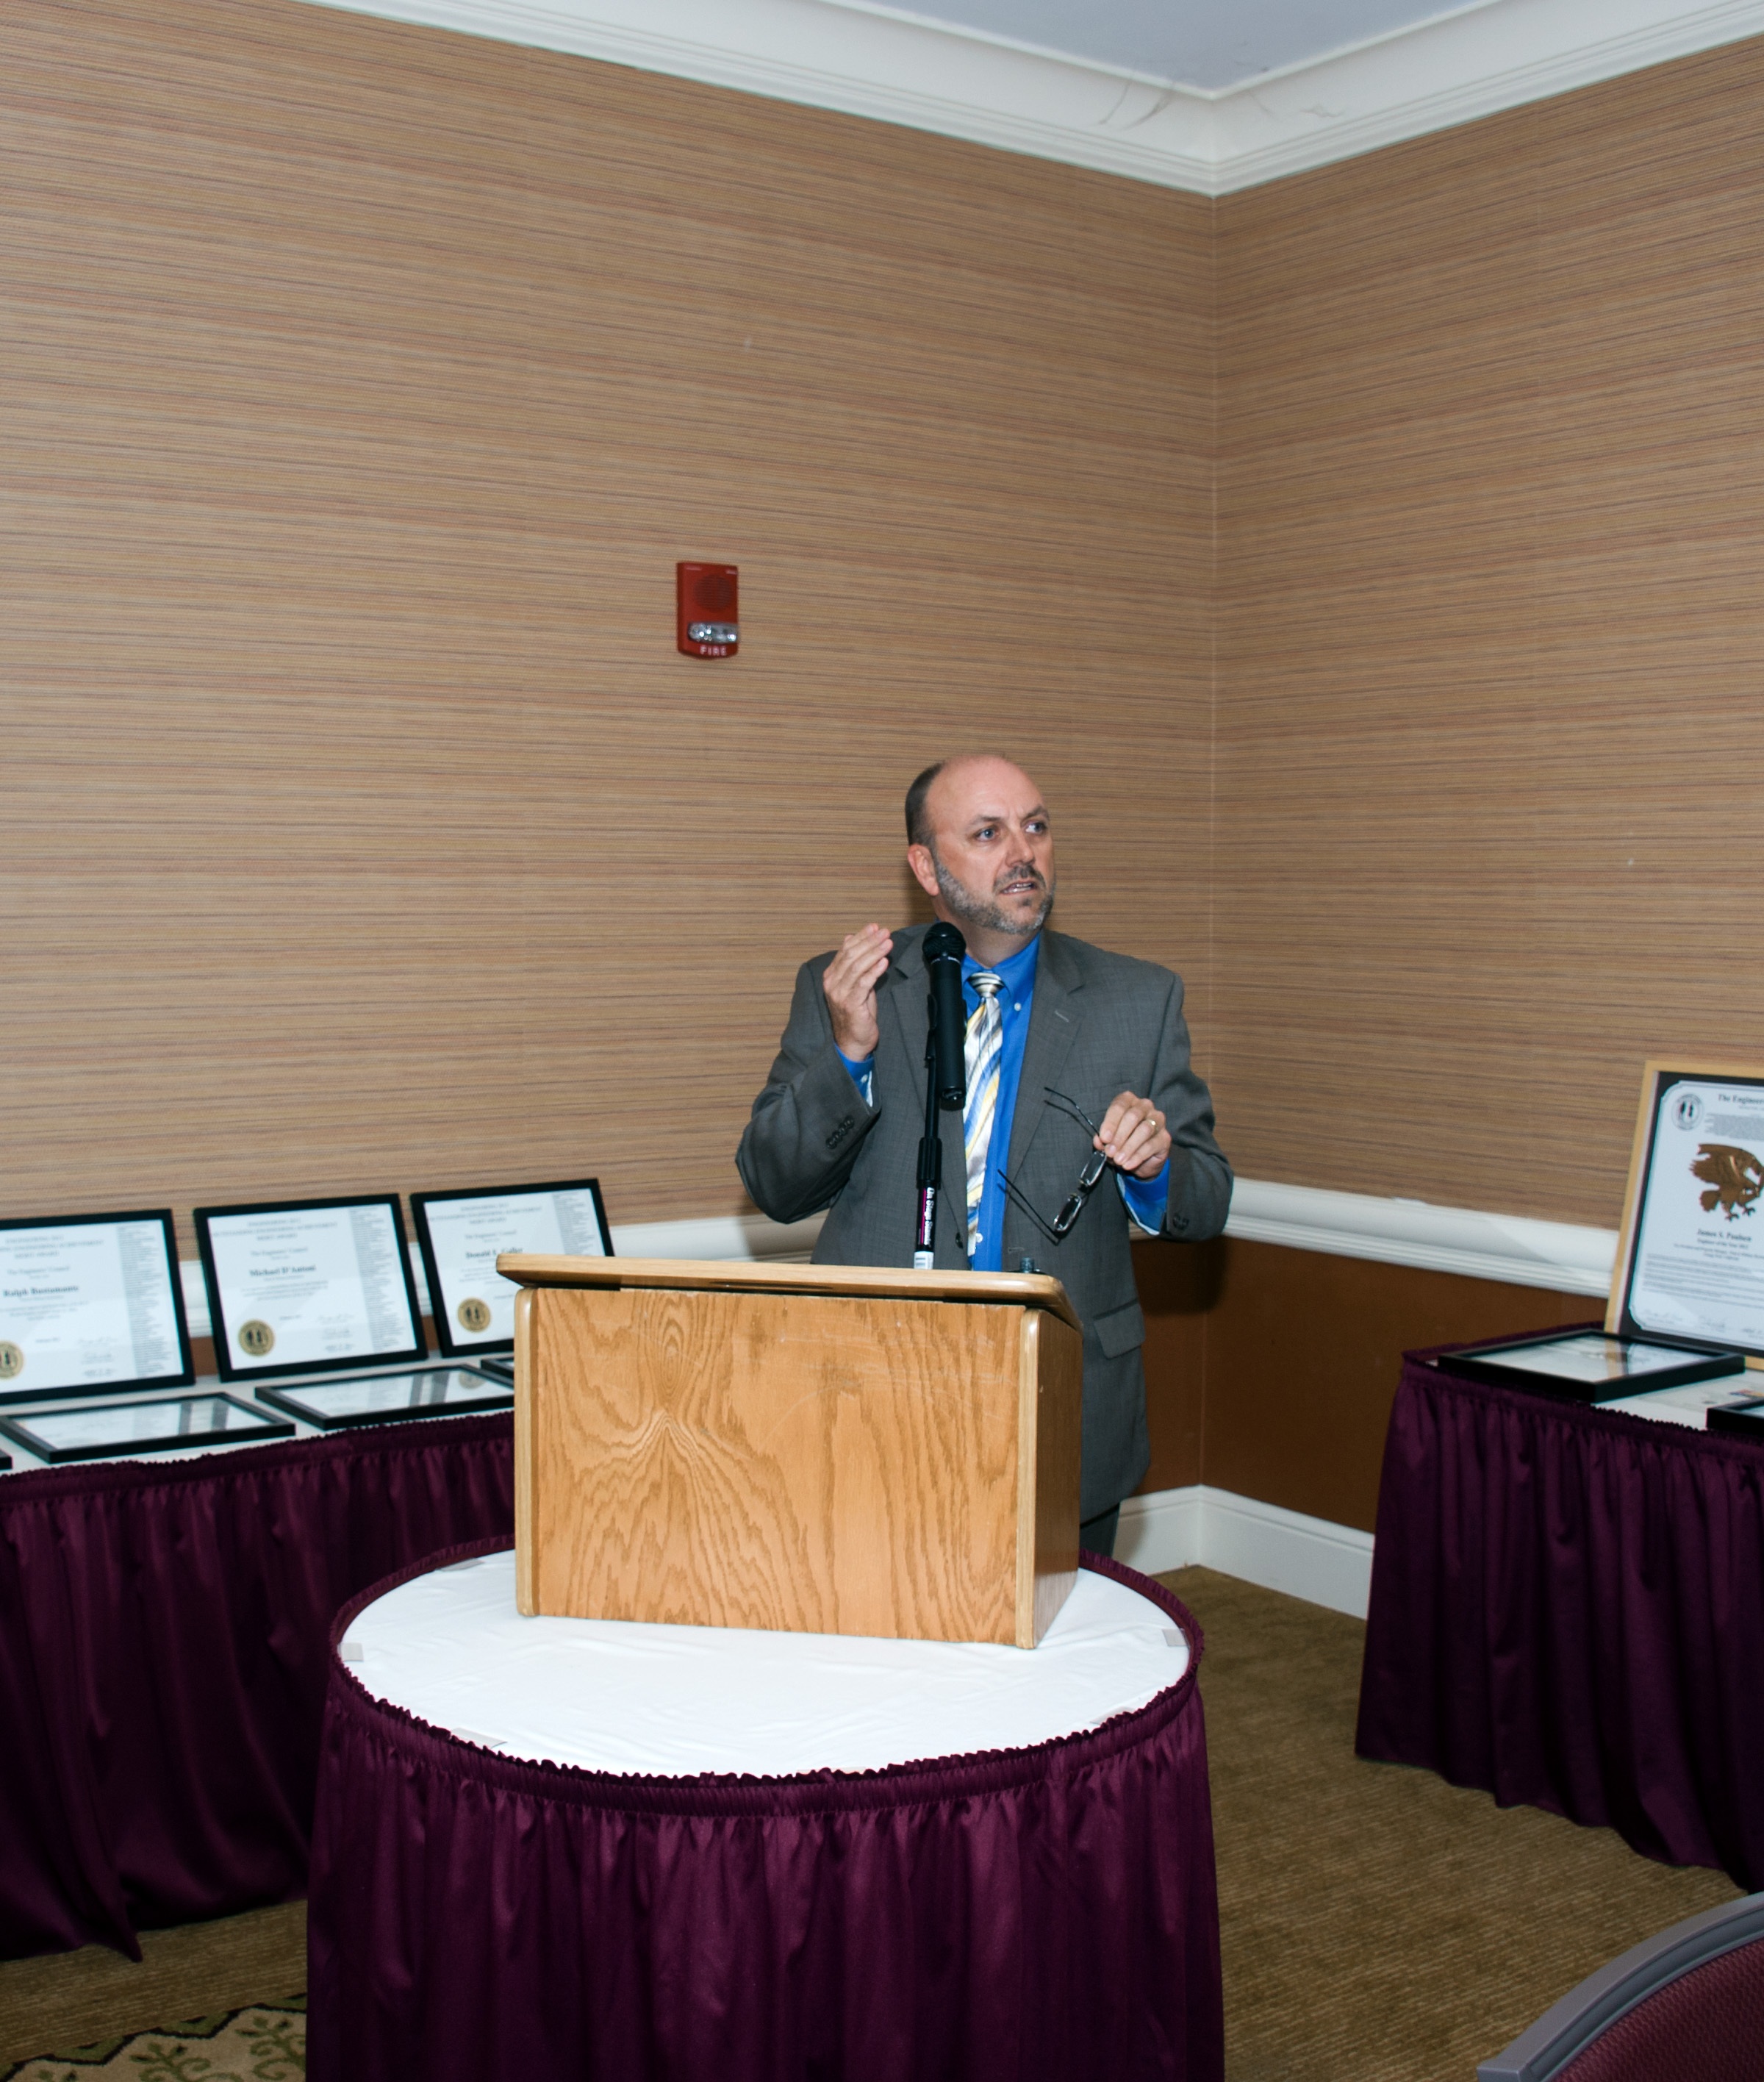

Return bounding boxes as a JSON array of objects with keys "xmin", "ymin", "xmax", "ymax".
[
  {"xmin": 822, "ymin": 925, "xmax": 894, "ymax": 1061},
  {"xmin": 1095, "ymin": 1091, "xmax": 1171, "ymax": 1181}
]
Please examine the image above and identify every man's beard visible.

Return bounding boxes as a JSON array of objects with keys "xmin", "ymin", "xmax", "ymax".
[{"xmin": 933, "ymin": 856, "xmax": 1055, "ymax": 938}]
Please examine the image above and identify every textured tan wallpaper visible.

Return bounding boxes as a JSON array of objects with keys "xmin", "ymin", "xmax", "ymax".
[
  {"xmin": 1, "ymin": 0, "xmax": 1215, "ymax": 1247},
  {"xmin": 1215, "ymin": 43, "xmax": 1764, "ymax": 1226},
  {"xmin": 11, "ymin": 0, "xmax": 1764, "ymax": 1248}
]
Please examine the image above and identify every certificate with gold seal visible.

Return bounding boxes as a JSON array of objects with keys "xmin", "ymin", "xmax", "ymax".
[
  {"xmin": 194, "ymin": 1195, "xmax": 427, "ymax": 1383},
  {"xmin": 1610, "ymin": 1063, "xmax": 1764, "ymax": 1360},
  {"xmin": 411, "ymin": 1178, "xmax": 612, "ymax": 1356},
  {"xmin": 0, "ymin": 1210, "xmax": 194, "ymax": 1404}
]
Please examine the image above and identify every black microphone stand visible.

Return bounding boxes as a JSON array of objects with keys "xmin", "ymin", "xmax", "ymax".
[
  {"xmin": 913, "ymin": 1023, "xmax": 942, "ymax": 1270},
  {"xmin": 913, "ymin": 920, "xmax": 968, "ymax": 1270}
]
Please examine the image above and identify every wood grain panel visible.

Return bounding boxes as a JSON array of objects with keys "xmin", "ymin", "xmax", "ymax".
[
  {"xmin": 1133, "ymin": 1236, "xmax": 1217, "ymax": 1494},
  {"xmin": 0, "ymin": 0, "xmax": 1216, "ymax": 1250},
  {"xmin": 497, "ymin": 1250, "xmax": 1080, "ymax": 1328},
  {"xmin": 1214, "ymin": 40, "xmax": 1764, "ymax": 1228},
  {"xmin": 1022, "ymin": 1307, "xmax": 1082, "ymax": 1645},
  {"xmin": 517, "ymin": 1283, "xmax": 1070, "ymax": 1644}
]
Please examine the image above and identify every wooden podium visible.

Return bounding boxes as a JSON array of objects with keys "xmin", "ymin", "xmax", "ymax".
[{"xmin": 501, "ymin": 1255, "xmax": 1083, "ymax": 1648}]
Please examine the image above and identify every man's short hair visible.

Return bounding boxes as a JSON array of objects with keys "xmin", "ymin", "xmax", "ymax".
[{"xmin": 905, "ymin": 762, "xmax": 944, "ymax": 850}]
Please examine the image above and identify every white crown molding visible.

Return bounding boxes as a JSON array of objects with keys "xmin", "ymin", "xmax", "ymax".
[
  {"xmin": 296, "ymin": 0, "xmax": 1764, "ymax": 193},
  {"xmin": 1208, "ymin": 0, "xmax": 1764, "ymax": 190},
  {"xmin": 1227, "ymin": 1178, "xmax": 1615, "ymax": 1297},
  {"xmin": 1117, "ymin": 1484, "xmax": 1375, "ymax": 1618},
  {"xmin": 297, "ymin": 0, "xmax": 1209, "ymax": 188},
  {"xmin": 669, "ymin": 1187, "xmax": 1613, "ymax": 1297}
]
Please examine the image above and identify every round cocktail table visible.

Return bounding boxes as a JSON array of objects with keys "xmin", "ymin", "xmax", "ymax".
[{"xmin": 307, "ymin": 1538, "xmax": 1221, "ymax": 2081}]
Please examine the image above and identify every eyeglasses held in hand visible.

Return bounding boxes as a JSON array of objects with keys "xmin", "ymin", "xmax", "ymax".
[{"xmin": 1000, "ymin": 1090, "xmax": 1111, "ymax": 1245}]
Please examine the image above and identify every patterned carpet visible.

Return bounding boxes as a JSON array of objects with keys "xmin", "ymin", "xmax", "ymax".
[
  {"xmin": 1, "ymin": 2003, "xmax": 304, "ymax": 2082},
  {"xmin": 1161, "ymin": 1567, "xmax": 1740, "ymax": 2081}
]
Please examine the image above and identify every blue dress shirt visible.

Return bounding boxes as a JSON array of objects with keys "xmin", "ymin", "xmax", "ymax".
[
  {"xmin": 836, "ymin": 931, "xmax": 1169, "ymax": 1268},
  {"xmin": 959, "ymin": 937, "xmax": 1039, "ymax": 1269}
]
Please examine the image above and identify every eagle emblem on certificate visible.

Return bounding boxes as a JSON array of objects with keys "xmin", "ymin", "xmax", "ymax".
[{"xmin": 1690, "ymin": 1144, "xmax": 1764, "ymax": 1222}]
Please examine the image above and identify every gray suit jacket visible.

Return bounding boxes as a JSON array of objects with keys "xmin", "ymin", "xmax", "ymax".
[{"xmin": 736, "ymin": 925, "xmax": 1232, "ymax": 1517}]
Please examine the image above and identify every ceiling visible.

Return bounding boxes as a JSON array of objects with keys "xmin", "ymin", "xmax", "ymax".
[
  {"xmin": 831, "ymin": 0, "xmax": 1499, "ymax": 93},
  {"xmin": 312, "ymin": 0, "xmax": 1764, "ymax": 190}
]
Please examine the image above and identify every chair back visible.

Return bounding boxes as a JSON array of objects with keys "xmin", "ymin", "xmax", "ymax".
[{"xmin": 1477, "ymin": 1892, "xmax": 1764, "ymax": 2082}]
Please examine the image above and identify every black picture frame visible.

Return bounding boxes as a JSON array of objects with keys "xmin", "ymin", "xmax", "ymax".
[
  {"xmin": 193, "ymin": 1194, "xmax": 428, "ymax": 1384},
  {"xmin": 1706, "ymin": 1398, "xmax": 1764, "ymax": 1439},
  {"xmin": 253, "ymin": 1363, "xmax": 513, "ymax": 1431},
  {"xmin": 1436, "ymin": 1327, "xmax": 1745, "ymax": 1400},
  {"xmin": 0, "ymin": 1209, "xmax": 195, "ymax": 1407},
  {"xmin": 410, "ymin": 1178, "xmax": 614, "ymax": 1357},
  {"xmin": 0, "ymin": 1392, "xmax": 293, "ymax": 1465}
]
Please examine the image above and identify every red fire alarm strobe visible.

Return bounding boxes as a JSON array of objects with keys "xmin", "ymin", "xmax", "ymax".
[{"xmin": 677, "ymin": 562, "xmax": 739, "ymax": 657}]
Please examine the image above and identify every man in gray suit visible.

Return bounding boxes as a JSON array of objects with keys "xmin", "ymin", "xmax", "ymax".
[{"xmin": 736, "ymin": 755, "xmax": 1230, "ymax": 1555}]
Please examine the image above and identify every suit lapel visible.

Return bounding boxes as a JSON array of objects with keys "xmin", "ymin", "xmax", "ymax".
[
  {"xmin": 1006, "ymin": 929, "xmax": 1085, "ymax": 1177},
  {"xmin": 880, "ymin": 926, "xmax": 924, "ymax": 1073}
]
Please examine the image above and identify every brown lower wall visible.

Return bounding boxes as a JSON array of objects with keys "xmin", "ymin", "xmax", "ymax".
[{"xmin": 1133, "ymin": 1236, "xmax": 1595, "ymax": 1532}]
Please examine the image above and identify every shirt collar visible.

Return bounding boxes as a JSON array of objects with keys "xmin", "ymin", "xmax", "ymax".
[{"xmin": 962, "ymin": 934, "xmax": 1040, "ymax": 994}]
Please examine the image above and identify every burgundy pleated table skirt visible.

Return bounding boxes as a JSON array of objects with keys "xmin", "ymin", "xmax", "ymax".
[
  {"xmin": 307, "ymin": 1541, "xmax": 1224, "ymax": 2082},
  {"xmin": 0, "ymin": 1414, "xmax": 514, "ymax": 1961},
  {"xmin": 1357, "ymin": 1350, "xmax": 1764, "ymax": 1887}
]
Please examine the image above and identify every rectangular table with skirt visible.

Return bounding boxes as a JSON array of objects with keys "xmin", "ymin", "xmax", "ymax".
[
  {"xmin": 1356, "ymin": 1342, "xmax": 1764, "ymax": 1889},
  {"xmin": 0, "ymin": 1413, "xmax": 513, "ymax": 1961}
]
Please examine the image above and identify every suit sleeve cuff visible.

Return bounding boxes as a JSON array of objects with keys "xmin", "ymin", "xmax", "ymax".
[
  {"xmin": 1118, "ymin": 1162, "xmax": 1170, "ymax": 1233},
  {"xmin": 836, "ymin": 1048, "xmax": 876, "ymax": 1108}
]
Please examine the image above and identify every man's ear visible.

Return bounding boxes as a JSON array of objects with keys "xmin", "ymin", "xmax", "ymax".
[{"xmin": 905, "ymin": 843, "xmax": 940, "ymax": 900}]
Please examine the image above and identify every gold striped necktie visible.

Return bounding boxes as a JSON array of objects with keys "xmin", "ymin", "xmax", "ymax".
[{"xmin": 964, "ymin": 971, "xmax": 1005, "ymax": 1259}]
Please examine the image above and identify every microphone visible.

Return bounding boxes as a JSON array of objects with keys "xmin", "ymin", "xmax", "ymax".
[
  {"xmin": 913, "ymin": 920, "xmax": 969, "ymax": 1266},
  {"xmin": 923, "ymin": 922, "xmax": 967, "ymax": 1109}
]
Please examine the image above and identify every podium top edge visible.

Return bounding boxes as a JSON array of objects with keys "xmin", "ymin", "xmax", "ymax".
[{"xmin": 495, "ymin": 1254, "xmax": 1081, "ymax": 1330}]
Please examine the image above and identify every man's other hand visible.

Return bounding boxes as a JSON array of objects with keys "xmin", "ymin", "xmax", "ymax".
[
  {"xmin": 1096, "ymin": 1091, "xmax": 1171, "ymax": 1180},
  {"xmin": 822, "ymin": 925, "xmax": 893, "ymax": 1061}
]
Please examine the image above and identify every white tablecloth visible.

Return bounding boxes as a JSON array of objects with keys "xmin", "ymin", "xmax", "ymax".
[
  {"xmin": 1599, "ymin": 1376, "xmax": 1763, "ymax": 1428},
  {"xmin": 342, "ymin": 1550, "xmax": 1189, "ymax": 1778}
]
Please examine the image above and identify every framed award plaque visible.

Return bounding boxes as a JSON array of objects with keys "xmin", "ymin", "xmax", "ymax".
[
  {"xmin": 254, "ymin": 1364, "xmax": 513, "ymax": 1431},
  {"xmin": 194, "ymin": 1195, "xmax": 428, "ymax": 1383},
  {"xmin": 410, "ymin": 1178, "xmax": 613, "ymax": 1357},
  {"xmin": 0, "ymin": 1209, "xmax": 195, "ymax": 1406},
  {"xmin": 0, "ymin": 1393, "xmax": 293, "ymax": 1465},
  {"xmin": 1436, "ymin": 1327, "xmax": 1744, "ymax": 1400},
  {"xmin": 1609, "ymin": 1063, "xmax": 1764, "ymax": 1364}
]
